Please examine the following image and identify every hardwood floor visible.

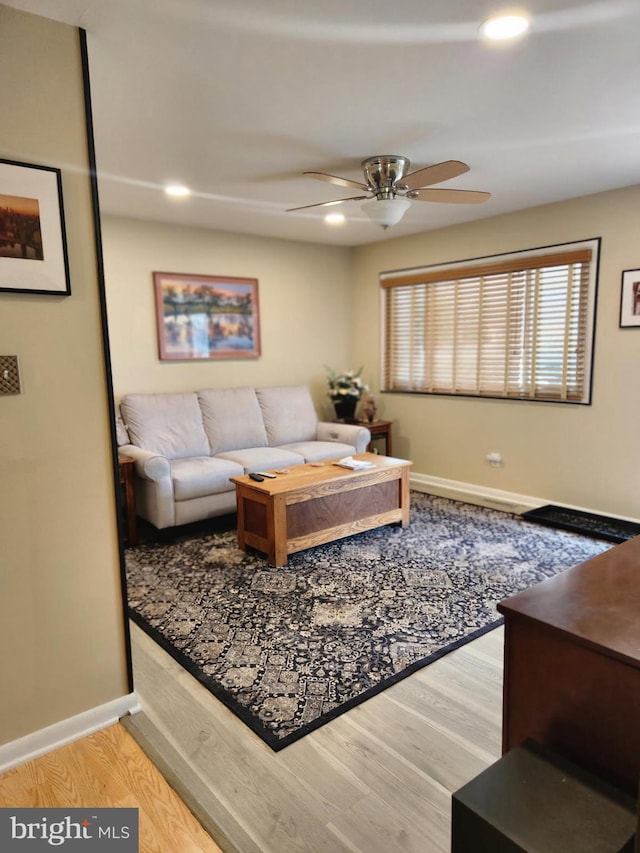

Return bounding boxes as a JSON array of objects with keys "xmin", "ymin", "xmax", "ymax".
[
  {"xmin": 0, "ymin": 722, "xmax": 224, "ymax": 853},
  {"xmin": 125, "ymin": 620, "xmax": 505, "ymax": 853}
]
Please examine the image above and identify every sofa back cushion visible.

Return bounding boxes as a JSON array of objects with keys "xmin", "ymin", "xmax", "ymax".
[
  {"xmin": 256, "ymin": 385, "xmax": 318, "ymax": 446},
  {"xmin": 198, "ymin": 387, "xmax": 268, "ymax": 454},
  {"xmin": 120, "ymin": 392, "xmax": 209, "ymax": 460}
]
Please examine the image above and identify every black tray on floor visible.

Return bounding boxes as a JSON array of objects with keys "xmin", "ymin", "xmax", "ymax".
[{"xmin": 522, "ymin": 505, "xmax": 640, "ymax": 544}]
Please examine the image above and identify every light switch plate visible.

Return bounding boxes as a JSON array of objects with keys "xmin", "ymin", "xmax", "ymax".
[{"xmin": 0, "ymin": 355, "xmax": 21, "ymax": 394}]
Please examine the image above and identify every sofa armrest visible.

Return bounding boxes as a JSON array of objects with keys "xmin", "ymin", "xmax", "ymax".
[
  {"xmin": 118, "ymin": 444, "xmax": 171, "ymax": 483},
  {"xmin": 316, "ymin": 422, "xmax": 371, "ymax": 454}
]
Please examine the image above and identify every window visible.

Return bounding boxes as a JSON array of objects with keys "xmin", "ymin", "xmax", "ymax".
[{"xmin": 381, "ymin": 239, "xmax": 600, "ymax": 404}]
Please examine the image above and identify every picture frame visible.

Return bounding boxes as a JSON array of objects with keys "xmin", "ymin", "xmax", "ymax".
[
  {"xmin": 153, "ymin": 271, "xmax": 261, "ymax": 360},
  {"xmin": 619, "ymin": 269, "xmax": 640, "ymax": 328},
  {"xmin": 0, "ymin": 158, "xmax": 70, "ymax": 295}
]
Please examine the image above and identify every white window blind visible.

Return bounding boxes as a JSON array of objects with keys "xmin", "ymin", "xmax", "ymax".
[{"xmin": 381, "ymin": 240, "xmax": 599, "ymax": 404}]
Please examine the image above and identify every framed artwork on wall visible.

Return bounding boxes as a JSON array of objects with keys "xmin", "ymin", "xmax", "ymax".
[
  {"xmin": 0, "ymin": 158, "xmax": 70, "ymax": 295},
  {"xmin": 619, "ymin": 269, "xmax": 640, "ymax": 328},
  {"xmin": 153, "ymin": 271, "xmax": 261, "ymax": 360}
]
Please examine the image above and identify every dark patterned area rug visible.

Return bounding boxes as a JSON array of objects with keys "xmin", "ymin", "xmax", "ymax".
[{"xmin": 125, "ymin": 493, "xmax": 611, "ymax": 751}]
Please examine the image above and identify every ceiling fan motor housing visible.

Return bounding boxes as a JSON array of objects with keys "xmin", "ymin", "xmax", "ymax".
[{"xmin": 361, "ymin": 155, "xmax": 410, "ymax": 198}]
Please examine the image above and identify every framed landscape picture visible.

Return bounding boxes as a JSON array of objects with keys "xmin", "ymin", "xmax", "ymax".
[
  {"xmin": 0, "ymin": 158, "xmax": 70, "ymax": 295},
  {"xmin": 153, "ymin": 271, "xmax": 261, "ymax": 360},
  {"xmin": 619, "ymin": 268, "xmax": 640, "ymax": 328}
]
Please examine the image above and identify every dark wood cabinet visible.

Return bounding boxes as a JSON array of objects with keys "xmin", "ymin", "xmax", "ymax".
[{"xmin": 498, "ymin": 535, "xmax": 640, "ymax": 798}]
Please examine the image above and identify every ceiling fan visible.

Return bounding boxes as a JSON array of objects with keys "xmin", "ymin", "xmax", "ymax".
[{"xmin": 287, "ymin": 155, "xmax": 491, "ymax": 228}]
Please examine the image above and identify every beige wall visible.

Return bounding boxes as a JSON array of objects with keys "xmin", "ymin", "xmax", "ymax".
[
  {"xmin": 103, "ymin": 215, "xmax": 353, "ymax": 416},
  {"xmin": 104, "ymin": 189, "xmax": 640, "ymax": 520},
  {"xmin": 352, "ymin": 185, "xmax": 640, "ymax": 519},
  {"xmin": 0, "ymin": 6, "xmax": 129, "ymax": 745}
]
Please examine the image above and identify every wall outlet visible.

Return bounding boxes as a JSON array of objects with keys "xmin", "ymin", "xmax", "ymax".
[
  {"xmin": 486, "ymin": 451, "xmax": 502, "ymax": 467},
  {"xmin": 0, "ymin": 355, "xmax": 21, "ymax": 395}
]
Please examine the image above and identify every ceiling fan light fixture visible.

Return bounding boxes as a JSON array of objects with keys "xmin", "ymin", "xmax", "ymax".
[
  {"xmin": 480, "ymin": 12, "xmax": 530, "ymax": 41},
  {"xmin": 324, "ymin": 211, "xmax": 346, "ymax": 225},
  {"xmin": 361, "ymin": 197, "xmax": 411, "ymax": 229},
  {"xmin": 164, "ymin": 183, "xmax": 191, "ymax": 198}
]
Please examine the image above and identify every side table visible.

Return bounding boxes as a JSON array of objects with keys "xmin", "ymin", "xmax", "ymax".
[
  {"xmin": 364, "ymin": 420, "xmax": 393, "ymax": 456},
  {"xmin": 118, "ymin": 455, "xmax": 138, "ymax": 546}
]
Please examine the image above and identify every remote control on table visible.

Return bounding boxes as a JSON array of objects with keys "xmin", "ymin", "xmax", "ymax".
[
  {"xmin": 249, "ymin": 472, "xmax": 264, "ymax": 482},
  {"xmin": 254, "ymin": 471, "xmax": 277, "ymax": 478}
]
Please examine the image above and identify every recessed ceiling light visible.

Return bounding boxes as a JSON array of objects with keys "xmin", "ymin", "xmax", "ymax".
[
  {"xmin": 164, "ymin": 184, "xmax": 191, "ymax": 198},
  {"xmin": 480, "ymin": 12, "xmax": 530, "ymax": 41},
  {"xmin": 324, "ymin": 212, "xmax": 346, "ymax": 225}
]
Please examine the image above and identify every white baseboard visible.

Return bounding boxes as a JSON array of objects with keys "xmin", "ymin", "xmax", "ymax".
[
  {"xmin": 409, "ymin": 472, "xmax": 640, "ymax": 523},
  {"xmin": 0, "ymin": 692, "xmax": 141, "ymax": 773},
  {"xmin": 410, "ymin": 472, "xmax": 545, "ymax": 513}
]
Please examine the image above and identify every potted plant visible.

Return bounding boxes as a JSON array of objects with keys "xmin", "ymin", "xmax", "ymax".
[{"xmin": 325, "ymin": 366, "xmax": 367, "ymax": 420}]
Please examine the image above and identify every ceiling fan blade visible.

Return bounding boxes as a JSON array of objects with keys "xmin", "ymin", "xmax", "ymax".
[
  {"xmin": 403, "ymin": 160, "xmax": 470, "ymax": 190},
  {"xmin": 411, "ymin": 188, "xmax": 491, "ymax": 204},
  {"xmin": 286, "ymin": 195, "xmax": 369, "ymax": 212},
  {"xmin": 303, "ymin": 171, "xmax": 370, "ymax": 192}
]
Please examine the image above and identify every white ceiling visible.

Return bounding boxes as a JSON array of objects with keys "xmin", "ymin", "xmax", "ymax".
[{"xmin": 5, "ymin": 0, "xmax": 640, "ymax": 246}]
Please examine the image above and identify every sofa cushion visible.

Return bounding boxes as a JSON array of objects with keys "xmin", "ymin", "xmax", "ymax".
[
  {"xmin": 171, "ymin": 456, "xmax": 243, "ymax": 502},
  {"xmin": 256, "ymin": 385, "xmax": 318, "ymax": 447},
  {"xmin": 197, "ymin": 387, "xmax": 267, "ymax": 455},
  {"xmin": 277, "ymin": 440, "xmax": 357, "ymax": 462},
  {"xmin": 120, "ymin": 392, "xmax": 209, "ymax": 460},
  {"xmin": 215, "ymin": 447, "xmax": 305, "ymax": 473}
]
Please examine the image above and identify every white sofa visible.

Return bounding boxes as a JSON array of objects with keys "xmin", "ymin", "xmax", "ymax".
[{"xmin": 117, "ymin": 384, "xmax": 371, "ymax": 530}]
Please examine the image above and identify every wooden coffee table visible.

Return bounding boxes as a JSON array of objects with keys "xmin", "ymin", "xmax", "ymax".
[{"xmin": 231, "ymin": 453, "xmax": 412, "ymax": 566}]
